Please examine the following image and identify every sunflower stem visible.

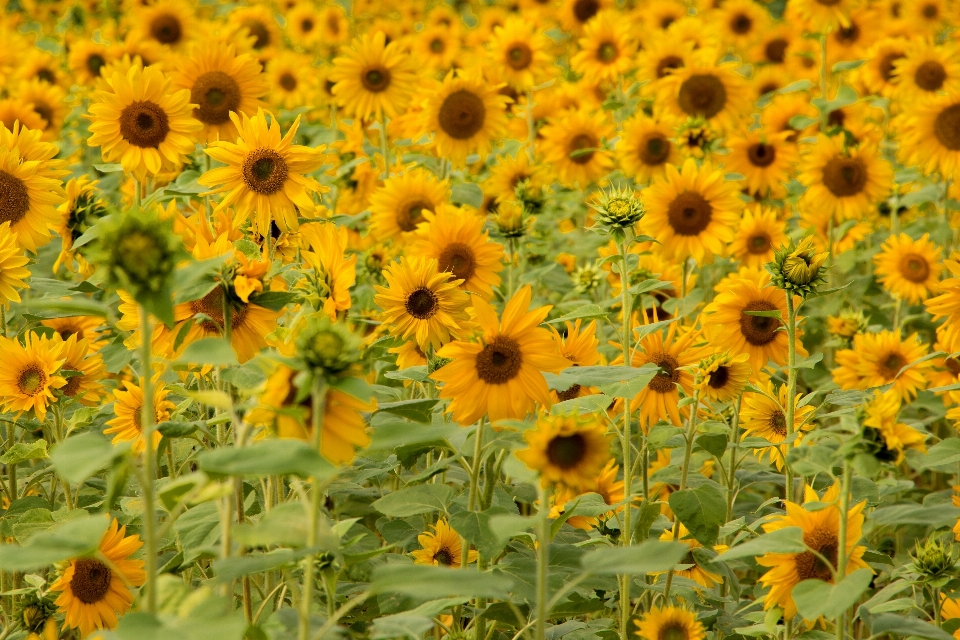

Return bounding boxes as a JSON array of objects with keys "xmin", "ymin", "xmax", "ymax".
[
  {"xmin": 835, "ymin": 459, "xmax": 852, "ymax": 640},
  {"xmin": 784, "ymin": 293, "xmax": 798, "ymax": 504},
  {"xmin": 534, "ymin": 482, "xmax": 550, "ymax": 640},
  {"xmin": 468, "ymin": 421, "xmax": 484, "ymax": 511},
  {"xmin": 725, "ymin": 397, "xmax": 742, "ymax": 532},
  {"xmin": 618, "ymin": 232, "xmax": 634, "ymax": 640},
  {"xmin": 893, "ymin": 297, "xmax": 902, "ymax": 330},
  {"xmin": 379, "ymin": 118, "xmax": 390, "ymax": 179},
  {"xmin": 526, "ymin": 91, "xmax": 536, "ymax": 160},
  {"xmin": 299, "ymin": 375, "xmax": 327, "ymax": 640},
  {"xmin": 132, "ymin": 178, "xmax": 141, "ymax": 212},
  {"xmin": 139, "ymin": 307, "xmax": 158, "ymax": 615},
  {"xmin": 5, "ymin": 422, "xmax": 16, "ymax": 506}
]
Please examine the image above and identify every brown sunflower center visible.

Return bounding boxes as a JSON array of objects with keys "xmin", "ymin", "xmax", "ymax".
[
  {"xmin": 815, "ymin": 0, "xmax": 841, "ymax": 5},
  {"xmin": 708, "ymin": 365, "xmax": 730, "ymax": 389},
  {"xmin": 438, "ymin": 89, "xmax": 486, "ymax": 140},
  {"xmin": 748, "ymin": 233, "xmax": 771, "ymax": 254},
  {"xmin": 32, "ymin": 101, "xmax": 54, "ymax": 127},
  {"xmin": 119, "ymin": 100, "xmax": 170, "ymax": 148},
  {"xmin": 835, "ymin": 23, "xmax": 860, "ymax": 45},
  {"xmin": 37, "ymin": 68, "xmax": 55, "ymax": 83},
  {"xmin": 507, "ymin": 43, "xmax": 533, "ymax": 70},
  {"xmin": 361, "ymin": 66, "xmax": 392, "ymax": 93},
  {"xmin": 879, "ymin": 51, "xmax": 905, "ymax": 81},
  {"xmin": 301, "ymin": 18, "xmax": 314, "ymax": 32},
  {"xmin": 731, "ymin": 13, "xmax": 752, "ymax": 34},
  {"xmin": 438, "ymin": 242, "xmax": 476, "ymax": 282},
  {"xmin": 61, "ymin": 374, "xmax": 82, "ymax": 398},
  {"xmin": 573, "ymin": 0, "xmax": 600, "ymax": 23},
  {"xmin": 279, "ymin": 72, "xmax": 298, "ymax": 91},
  {"xmin": 667, "ymin": 191, "xmax": 713, "ymax": 236},
  {"xmin": 598, "ymin": 42, "xmax": 618, "ymax": 62},
  {"xmin": 946, "ymin": 357, "xmax": 960, "ymax": 376},
  {"xmin": 434, "ymin": 548, "xmax": 454, "ymax": 565},
  {"xmin": 191, "ymin": 70, "xmax": 242, "ymax": 126},
  {"xmin": 546, "ymin": 433, "xmax": 587, "ymax": 469},
  {"xmin": 0, "ymin": 170, "xmax": 30, "ymax": 225},
  {"xmin": 739, "ymin": 299, "xmax": 780, "ymax": 346},
  {"xmin": 648, "ymin": 353, "xmax": 680, "ymax": 393},
  {"xmin": 86, "ymin": 54, "xmax": 105, "ymax": 77},
  {"xmin": 747, "ymin": 142, "xmax": 777, "ymax": 167},
  {"xmin": 475, "ymin": 335, "xmax": 522, "ymax": 384},
  {"xmin": 891, "ymin": 1, "xmax": 902, "ymax": 16},
  {"xmin": 769, "ymin": 409, "xmax": 787, "ymax": 436},
  {"xmin": 327, "ymin": 14, "xmax": 341, "ymax": 34},
  {"xmin": 557, "ymin": 384, "xmax": 582, "ymax": 402},
  {"xmin": 923, "ymin": 2, "xmax": 939, "ymax": 18},
  {"xmin": 640, "ymin": 133, "xmax": 671, "ymax": 165},
  {"xmin": 396, "ymin": 199, "xmax": 432, "ymax": 232},
  {"xmin": 899, "ymin": 253, "xmax": 930, "ymax": 283},
  {"xmin": 879, "ymin": 352, "xmax": 906, "ymax": 379},
  {"xmin": 405, "ymin": 287, "xmax": 439, "ymax": 320},
  {"xmin": 677, "ymin": 74, "xmax": 727, "ymax": 118},
  {"xmin": 70, "ymin": 558, "xmax": 112, "ymax": 604},
  {"xmin": 17, "ymin": 366, "xmax": 45, "ymax": 396},
  {"xmin": 242, "ymin": 19, "xmax": 271, "ymax": 49},
  {"xmin": 241, "ymin": 148, "xmax": 288, "ymax": 195},
  {"xmin": 765, "ymin": 39, "xmax": 788, "ymax": 64},
  {"xmin": 150, "ymin": 13, "xmax": 183, "ymax": 45},
  {"xmin": 568, "ymin": 133, "xmax": 598, "ymax": 165},
  {"xmin": 190, "ymin": 286, "xmax": 248, "ymax": 333},
  {"xmin": 934, "ymin": 104, "xmax": 960, "ymax": 151},
  {"xmin": 656, "ymin": 55, "xmax": 684, "ymax": 78},
  {"xmin": 796, "ymin": 528, "xmax": 838, "ymax": 581},
  {"xmin": 915, "ymin": 60, "xmax": 946, "ymax": 91},
  {"xmin": 430, "ymin": 38, "xmax": 445, "ymax": 53},
  {"xmin": 822, "ymin": 157, "xmax": 866, "ymax": 197},
  {"xmin": 659, "ymin": 623, "xmax": 690, "ymax": 640}
]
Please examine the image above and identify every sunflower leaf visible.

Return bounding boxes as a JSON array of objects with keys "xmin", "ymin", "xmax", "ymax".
[
  {"xmin": 716, "ymin": 527, "xmax": 806, "ymax": 561},
  {"xmin": 0, "ymin": 513, "xmax": 110, "ymax": 572},
  {"xmin": 371, "ymin": 483, "xmax": 456, "ymax": 517},
  {"xmin": 668, "ymin": 483, "xmax": 726, "ymax": 546},
  {"xmin": 580, "ymin": 540, "xmax": 688, "ymax": 575}
]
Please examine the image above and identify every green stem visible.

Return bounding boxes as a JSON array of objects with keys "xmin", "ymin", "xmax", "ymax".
[
  {"xmin": 379, "ymin": 118, "xmax": 390, "ymax": 179},
  {"xmin": 133, "ymin": 178, "xmax": 141, "ymax": 212},
  {"xmin": 835, "ymin": 460, "xmax": 852, "ymax": 640},
  {"xmin": 300, "ymin": 377, "xmax": 327, "ymax": 640},
  {"xmin": 526, "ymin": 91, "xmax": 536, "ymax": 160},
  {"xmin": 892, "ymin": 297, "xmax": 902, "ymax": 331},
  {"xmin": 6, "ymin": 422, "xmax": 16, "ymax": 506},
  {"xmin": 508, "ymin": 238, "xmax": 517, "ymax": 299},
  {"xmin": 618, "ymin": 233, "xmax": 634, "ymax": 640},
  {"xmin": 784, "ymin": 294, "xmax": 798, "ymax": 503},
  {"xmin": 468, "ymin": 422, "xmax": 484, "ymax": 511},
  {"xmin": 534, "ymin": 483, "xmax": 550, "ymax": 640},
  {"xmin": 725, "ymin": 398, "xmax": 742, "ymax": 530},
  {"xmin": 139, "ymin": 308, "xmax": 157, "ymax": 614}
]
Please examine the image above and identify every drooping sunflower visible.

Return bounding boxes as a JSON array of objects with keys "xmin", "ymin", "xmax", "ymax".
[
  {"xmin": 724, "ymin": 129, "xmax": 799, "ymax": 200},
  {"xmin": 329, "ymin": 31, "xmax": 417, "ymax": 120},
  {"xmin": 740, "ymin": 380, "xmax": 816, "ymax": 469},
  {"xmin": 552, "ymin": 319, "xmax": 602, "ymax": 402},
  {"xmin": 199, "ymin": 109, "xmax": 326, "ymax": 234},
  {"xmin": 757, "ymin": 482, "xmax": 869, "ymax": 621},
  {"xmin": 432, "ymin": 285, "xmax": 571, "ymax": 425},
  {"xmin": 57, "ymin": 334, "xmax": 105, "ymax": 407},
  {"xmin": 515, "ymin": 413, "xmax": 613, "ymax": 492},
  {"xmin": 0, "ymin": 222, "xmax": 31, "ymax": 304},
  {"xmin": 50, "ymin": 518, "xmax": 145, "ymax": 638},
  {"xmin": 369, "ymin": 168, "xmax": 450, "ymax": 242},
  {"xmin": 411, "ymin": 519, "xmax": 478, "ymax": 567},
  {"xmin": 420, "ymin": 71, "xmax": 511, "ymax": 168},
  {"xmin": 658, "ymin": 53, "xmax": 752, "ymax": 133},
  {"xmin": 299, "ymin": 222, "xmax": 358, "ymax": 320},
  {"xmin": 699, "ymin": 351, "xmax": 752, "ymax": 404},
  {"xmin": 641, "ymin": 158, "xmax": 743, "ymax": 264},
  {"xmin": 127, "ymin": 0, "xmax": 196, "ymax": 50},
  {"xmin": 0, "ymin": 332, "xmax": 65, "ymax": 421},
  {"xmin": 897, "ymin": 94, "xmax": 960, "ymax": 181},
  {"xmin": 862, "ymin": 390, "xmax": 927, "ymax": 464},
  {"xmin": 833, "ymin": 330, "xmax": 933, "ymax": 402},
  {"xmin": 570, "ymin": 10, "xmax": 635, "ymax": 83},
  {"xmin": 797, "ymin": 136, "xmax": 893, "ymax": 221},
  {"xmin": 104, "ymin": 378, "xmax": 175, "ymax": 454},
  {"xmin": 657, "ymin": 523, "xmax": 728, "ymax": 588},
  {"xmin": 893, "ymin": 39, "xmax": 960, "ymax": 102},
  {"xmin": 636, "ymin": 606, "xmax": 706, "ymax": 640},
  {"xmin": 411, "ymin": 205, "xmax": 505, "ymax": 300},
  {"xmin": 873, "ymin": 233, "xmax": 942, "ymax": 304},
  {"xmin": 617, "ymin": 114, "xmax": 681, "ymax": 185},
  {"xmin": 87, "ymin": 65, "xmax": 202, "ymax": 181},
  {"xmin": 171, "ymin": 40, "xmax": 268, "ymax": 143},
  {"xmin": 486, "ymin": 17, "xmax": 554, "ymax": 91},
  {"xmin": 728, "ymin": 205, "xmax": 787, "ymax": 269},
  {"xmin": 539, "ymin": 109, "xmax": 616, "ymax": 187}
]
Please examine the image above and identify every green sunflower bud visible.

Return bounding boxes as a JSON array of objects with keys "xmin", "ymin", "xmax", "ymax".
[
  {"xmin": 767, "ymin": 236, "xmax": 828, "ymax": 298},
  {"xmin": 493, "ymin": 200, "xmax": 526, "ymax": 238},
  {"xmin": 590, "ymin": 185, "xmax": 645, "ymax": 240},
  {"xmin": 910, "ymin": 537, "xmax": 956, "ymax": 585},
  {"xmin": 97, "ymin": 209, "xmax": 180, "ymax": 296},
  {"xmin": 296, "ymin": 316, "xmax": 361, "ymax": 374}
]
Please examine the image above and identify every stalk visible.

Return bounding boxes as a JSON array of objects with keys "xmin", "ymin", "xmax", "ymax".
[
  {"xmin": 139, "ymin": 309, "xmax": 158, "ymax": 614},
  {"xmin": 6, "ymin": 422, "xmax": 16, "ymax": 506},
  {"xmin": 784, "ymin": 294, "xmax": 798, "ymax": 503},
  {"xmin": 534, "ymin": 483, "xmax": 550, "ymax": 640},
  {"xmin": 835, "ymin": 460, "xmax": 852, "ymax": 640},
  {"xmin": 725, "ymin": 398, "xmax": 742, "ymax": 529},
  {"xmin": 299, "ymin": 377, "xmax": 327, "ymax": 640},
  {"xmin": 618, "ymin": 234, "xmax": 634, "ymax": 640}
]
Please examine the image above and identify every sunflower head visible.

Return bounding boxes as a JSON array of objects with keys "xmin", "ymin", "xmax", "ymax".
[
  {"xmin": 296, "ymin": 316, "xmax": 362, "ymax": 375},
  {"xmin": 910, "ymin": 537, "xmax": 957, "ymax": 586},
  {"xmin": 493, "ymin": 200, "xmax": 527, "ymax": 238},
  {"xmin": 768, "ymin": 236, "xmax": 828, "ymax": 297},
  {"xmin": 18, "ymin": 594, "xmax": 55, "ymax": 634},
  {"xmin": 591, "ymin": 184, "xmax": 645, "ymax": 240},
  {"xmin": 94, "ymin": 209, "xmax": 181, "ymax": 302},
  {"xmin": 515, "ymin": 413, "xmax": 613, "ymax": 492}
]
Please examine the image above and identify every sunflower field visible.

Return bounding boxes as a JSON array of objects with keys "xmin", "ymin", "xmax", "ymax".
[{"xmin": 7, "ymin": 0, "xmax": 960, "ymax": 639}]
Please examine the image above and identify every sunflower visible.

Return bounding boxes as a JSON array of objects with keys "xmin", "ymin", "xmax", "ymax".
[
  {"xmin": 570, "ymin": 10, "xmax": 635, "ymax": 83},
  {"xmin": 299, "ymin": 222, "xmax": 358, "ymax": 320},
  {"xmin": 16, "ymin": 48, "xmax": 66, "ymax": 87},
  {"xmin": 641, "ymin": 158, "xmax": 742, "ymax": 264},
  {"xmin": 558, "ymin": 0, "xmax": 613, "ymax": 34},
  {"xmin": 42, "ymin": 316, "xmax": 106, "ymax": 352},
  {"xmin": 638, "ymin": 0, "xmax": 689, "ymax": 32},
  {"xmin": 369, "ymin": 168, "xmax": 450, "ymax": 242},
  {"xmin": 227, "ymin": 5, "xmax": 283, "ymax": 54},
  {"xmin": 538, "ymin": 109, "xmax": 616, "ymax": 187},
  {"xmin": 658, "ymin": 53, "xmax": 752, "ymax": 133},
  {"xmin": 411, "ymin": 519, "xmax": 478, "ymax": 567},
  {"xmin": 740, "ymin": 380, "xmax": 816, "ymax": 469},
  {"xmin": 657, "ymin": 523, "xmax": 728, "ymax": 588},
  {"xmin": 797, "ymin": 136, "xmax": 892, "ymax": 221},
  {"xmin": 825, "ymin": 8, "xmax": 879, "ymax": 66},
  {"xmin": 18, "ymin": 79, "xmax": 67, "ymax": 141},
  {"xmin": 171, "ymin": 40, "xmax": 268, "ymax": 143},
  {"xmin": 552, "ymin": 319, "xmax": 602, "ymax": 402},
  {"xmin": 329, "ymin": 31, "xmax": 417, "ymax": 120},
  {"xmin": 833, "ymin": 330, "xmax": 933, "ymax": 402},
  {"xmin": 635, "ymin": 36, "xmax": 695, "ymax": 95},
  {"xmin": 67, "ymin": 41, "xmax": 114, "ymax": 86},
  {"xmin": 784, "ymin": 0, "xmax": 862, "ymax": 30},
  {"xmin": 286, "ymin": 2, "xmax": 324, "ymax": 50},
  {"xmin": 757, "ymin": 482, "xmax": 870, "ymax": 621},
  {"xmin": 50, "ymin": 518, "xmax": 145, "ymax": 637},
  {"xmin": 904, "ymin": 0, "xmax": 947, "ymax": 33},
  {"xmin": 486, "ymin": 17, "xmax": 554, "ymax": 91},
  {"xmin": 717, "ymin": 0, "xmax": 770, "ymax": 52},
  {"xmin": 0, "ymin": 122, "xmax": 67, "ymax": 253},
  {"xmin": 897, "ymin": 94, "xmax": 960, "ymax": 181},
  {"xmin": 264, "ymin": 51, "xmax": 318, "ymax": 112},
  {"xmin": 551, "ymin": 458, "xmax": 624, "ymax": 530},
  {"xmin": 432, "ymin": 285, "xmax": 570, "ymax": 425},
  {"xmin": 410, "ymin": 25, "xmax": 461, "ymax": 73},
  {"xmin": 894, "ymin": 40, "xmax": 960, "ymax": 102},
  {"xmin": 411, "ymin": 205, "xmax": 505, "ymax": 300},
  {"xmin": 127, "ymin": 0, "xmax": 196, "ymax": 50},
  {"xmin": 703, "ymin": 276, "xmax": 804, "ymax": 373},
  {"xmin": 761, "ymin": 92, "xmax": 819, "ymax": 144},
  {"xmin": 0, "ymin": 332, "xmax": 65, "ymax": 421},
  {"xmin": 725, "ymin": 129, "xmax": 798, "ymax": 200},
  {"xmin": 516, "ymin": 412, "xmax": 612, "ymax": 491},
  {"xmin": 389, "ymin": 340, "xmax": 427, "ymax": 370},
  {"xmin": 750, "ymin": 26, "xmax": 795, "ymax": 67},
  {"xmin": 420, "ymin": 71, "xmax": 511, "ymax": 168},
  {"xmin": 858, "ymin": 37, "xmax": 907, "ymax": 97},
  {"xmin": 486, "ymin": 152, "xmax": 550, "ymax": 204},
  {"xmin": 104, "ymin": 378, "xmax": 175, "ymax": 454},
  {"xmin": 863, "ymin": 390, "xmax": 927, "ymax": 464},
  {"xmin": 179, "ymin": 282, "xmax": 282, "ymax": 362},
  {"xmin": 873, "ymin": 233, "xmax": 942, "ymax": 304},
  {"xmin": 0, "ymin": 222, "xmax": 31, "ymax": 304},
  {"xmin": 317, "ymin": 4, "xmax": 350, "ymax": 46},
  {"xmin": 636, "ymin": 606, "xmax": 706, "ymax": 640},
  {"xmin": 699, "ymin": 351, "xmax": 752, "ymax": 403},
  {"xmin": 0, "ymin": 99, "xmax": 45, "ymax": 135},
  {"xmin": 618, "ymin": 114, "xmax": 681, "ymax": 184},
  {"xmin": 57, "ymin": 334, "xmax": 105, "ymax": 407},
  {"xmin": 199, "ymin": 109, "xmax": 325, "ymax": 234},
  {"xmin": 728, "ymin": 205, "xmax": 787, "ymax": 269},
  {"xmin": 927, "ymin": 260, "xmax": 960, "ymax": 339}
]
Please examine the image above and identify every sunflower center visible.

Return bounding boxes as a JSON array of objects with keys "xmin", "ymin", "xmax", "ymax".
[
  {"xmin": 70, "ymin": 558, "xmax": 112, "ymax": 604},
  {"xmin": 119, "ymin": 100, "xmax": 170, "ymax": 148},
  {"xmin": 640, "ymin": 133, "xmax": 671, "ymax": 165},
  {"xmin": 946, "ymin": 357, "xmax": 960, "ymax": 376},
  {"xmin": 879, "ymin": 52, "xmax": 905, "ymax": 81},
  {"xmin": 891, "ymin": 1, "xmax": 902, "ymax": 15},
  {"xmin": 438, "ymin": 89, "xmax": 486, "ymax": 140},
  {"xmin": 765, "ymin": 39, "xmax": 788, "ymax": 63},
  {"xmin": 822, "ymin": 157, "xmax": 866, "ymax": 197},
  {"xmin": 301, "ymin": 18, "xmax": 314, "ymax": 32},
  {"xmin": 768, "ymin": 409, "xmax": 787, "ymax": 436},
  {"xmin": 731, "ymin": 13, "xmax": 752, "ymax": 34},
  {"xmin": 677, "ymin": 74, "xmax": 727, "ymax": 118},
  {"xmin": 242, "ymin": 19, "xmax": 271, "ymax": 49},
  {"xmin": 708, "ymin": 365, "xmax": 730, "ymax": 389},
  {"xmin": 438, "ymin": 242, "xmax": 476, "ymax": 282},
  {"xmin": 475, "ymin": 335, "xmax": 522, "ymax": 384},
  {"xmin": 659, "ymin": 623, "xmax": 690, "ymax": 640},
  {"xmin": 396, "ymin": 199, "xmax": 432, "ymax": 232},
  {"xmin": 546, "ymin": 433, "xmax": 587, "ymax": 469},
  {"xmin": 648, "ymin": 354, "xmax": 680, "ymax": 393},
  {"xmin": 86, "ymin": 54, "xmax": 105, "ymax": 77},
  {"xmin": 568, "ymin": 133, "xmax": 598, "ymax": 165},
  {"xmin": 899, "ymin": 253, "xmax": 930, "ymax": 283},
  {"xmin": 327, "ymin": 14, "xmax": 341, "ymax": 34},
  {"xmin": 934, "ymin": 104, "xmax": 960, "ymax": 151},
  {"xmin": 61, "ymin": 374, "xmax": 82, "ymax": 397},
  {"xmin": 923, "ymin": 2, "xmax": 939, "ymax": 18},
  {"xmin": 656, "ymin": 55, "xmax": 684, "ymax": 78},
  {"xmin": 796, "ymin": 528, "xmax": 838, "ymax": 581},
  {"xmin": 279, "ymin": 72, "xmax": 298, "ymax": 91},
  {"xmin": 748, "ymin": 233, "xmax": 771, "ymax": 254},
  {"xmin": 150, "ymin": 14, "xmax": 183, "ymax": 45},
  {"xmin": 191, "ymin": 70, "xmax": 242, "ymax": 125},
  {"xmin": 739, "ymin": 299, "xmax": 780, "ymax": 346},
  {"xmin": 747, "ymin": 142, "xmax": 776, "ymax": 168},
  {"xmin": 598, "ymin": 42, "xmax": 618, "ymax": 62},
  {"xmin": 191, "ymin": 286, "xmax": 248, "ymax": 333},
  {"xmin": 666, "ymin": 191, "xmax": 712, "ymax": 236},
  {"xmin": 32, "ymin": 101, "xmax": 54, "ymax": 127},
  {"xmin": 507, "ymin": 43, "xmax": 533, "ymax": 70},
  {"xmin": 430, "ymin": 38, "xmax": 445, "ymax": 53},
  {"xmin": 434, "ymin": 548, "xmax": 454, "ymax": 565},
  {"xmin": 573, "ymin": 0, "xmax": 600, "ymax": 23},
  {"xmin": 557, "ymin": 384, "xmax": 582, "ymax": 402},
  {"xmin": 815, "ymin": 0, "xmax": 841, "ymax": 5},
  {"xmin": 37, "ymin": 68, "xmax": 55, "ymax": 83},
  {"xmin": 835, "ymin": 23, "xmax": 860, "ymax": 45},
  {"xmin": 361, "ymin": 66, "xmax": 392, "ymax": 93},
  {"xmin": 915, "ymin": 60, "xmax": 946, "ymax": 91},
  {"xmin": 242, "ymin": 148, "xmax": 288, "ymax": 195},
  {"xmin": 0, "ymin": 170, "xmax": 30, "ymax": 225},
  {"xmin": 17, "ymin": 366, "xmax": 45, "ymax": 396},
  {"xmin": 405, "ymin": 287, "xmax": 439, "ymax": 320},
  {"xmin": 879, "ymin": 352, "xmax": 906, "ymax": 379}
]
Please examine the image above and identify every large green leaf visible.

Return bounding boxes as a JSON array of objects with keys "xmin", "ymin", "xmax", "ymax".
[
  {"xmin": 792, "ymin": 570, "xmax": 873, "ymax": 621},
  {"xmin": 0, "ymin": 513, "xmax": 109, "ymax": 572},
  {"xmin": 197, "ymin": 440, "xmax": 336, "ymax": 479},
  {"xmin": 370, "ymin": 564, "xmax": 513, "ymax": 599},
  {"xmin": 717, "ymin": 527, "xmax": 806, "ymax": 561},
  {"xmin": 372, "ymin": 484, "xmax": 456, "ymax": 517},
  {"xmin": 580, "ymin": 540, "xmax": 688, "ymax": 575},
  {"xmin": 668, "ymin": 483, "xmax": 726, "ymax": 546},
  {"xmin": 49, "ymin": 433, "xmax": 126, "ymax": 484}
]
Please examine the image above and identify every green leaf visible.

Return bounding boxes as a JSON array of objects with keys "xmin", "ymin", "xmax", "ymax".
[
  {"xmin": 213, "ymin": 549, "xmax": 306, "ymax": 582},
  {"xmin": 0, "ymin": 440, "xmax": 48, "ymax": 465},
  {"xmin": 832, "ymin": 59, "xmax": 866, "ymax": 71},
  {"xmin": 743, "ymin": 309, "xmax": 782, "ymax": 319},
  {"xmin": 174, "ymin": 338, "xmax": 238, "ymax": 366},
  {"xmin": 250, "ymin": 291, "xmax": 298, "ymax": 312},
  {"xmin": 94, "ymin": 163, "xmax": 124, "ymax": 172},
  {"xmin": 197, "ymin": 440, "xmax": 336, "ymax": 479},
  {"xmin": 370, "ymin": 564, "xmax": 513, "ymax": 599},
  {"xmin": 0, "ymin": 514, "xmax": 109, "ymax": 572},
  {"xmin": 580, "ymin": 540, "xmax": 689, "ymax": 575},
  {"xmin": 372, "ymin": 598, "xmax": 468, "ymax": 640},
  {"xmin": 172, "ymin": 255, "xmax": 231, "ymax": 305},
  {"xmin": 779, "ymin": 79, "xmax": 814, "ymax": 94},
  {"xmin": 545, "ymin": 304, "xmax": 607, "ymax": 325},
  {"xmin": 869, "ymin": 504, "xmax": 960, "ymax": 528},
  {"xmin": 867, "ymin": 613, "xmax": 954, "ymax": 640},
  {"xmin": 372, "ymin": 484, "xmax": 456, "ymax": 517},
  {"xmin": 157, "ymin": 421, "xmax": 205, "ymax": 438},
  {"xmin": 376, "ymin": 399, "xmax": 440, "ymax": 423},
  {"xmin": 174, "ymin": 501, "xmax": 221, "ymax": 563},
  {"xmin": 451, "ymin": 182, "xmax": 484, "ymax": 209},
  {"xmin": 368, "ymin": 420, "xmax": 460, "ymax": 452},
  {"xmin": 233, "ymin": 502, "xmax": 309, "ymax": 548},
  {"xmin": 384, "ymin": 366, "xmax": 429, "ymax": 383},
  {"xmin": 695, "ymin": 433, "xmax": 728, "ymax": 458},
  {"xmin": 717, "ymin": 527, "xmax": 806, "ymax": 561},
  {"xmin": 920, "ymin": 438, "xmax": 960, "ymax": 470},
  {"xmin": 450, "ymin": 508, "xmax": 511, "ymax": 559},
  {"xmin": 598, "ymin": 364, "xmax": 661, "ymax": 399},
  {"xmin": 49, "ymin": 432, "xmax": 125, "ymax": 484},
  {"xmin": 668, "ymin": 483, "xmax": 726, "ymax": 546},
  {"xmin": 793, "ymin": 570, "xmax": 873, "ymax": 621}
]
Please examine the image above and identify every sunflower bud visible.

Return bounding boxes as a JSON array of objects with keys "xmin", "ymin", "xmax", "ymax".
[
  {"xmin": 18, "ymin": 594, "xmax": 55, "ymax": 633},
  {"xmin": 590, "ymin": 185, "xmax": 645, "ymax": 240},
  {"xmin": 767, "ymin": 236, "xmax": 828, "ymax": 297},
  {"xmin": 515, "ymin": 178, "xmax": 544, "ymax": 215},
  {"xmin": 96, "ymin": 209, "xmax": 180, "ymax": 297},
  {"xmin": 296, "ymin": 317, "xmax": 361, "ymax": 374},
  {"xmin": 827, "ymin": 310, "xmax": 867, "ymax": 341},
  {"xmin": 428, "ymin": 352, "xmax": 452, "ymax": 374},
  {"xmin": 910, "ymin": 538, "xmax": 956, "ymax": 586},
  {"xmin": 493, "ymin": 200, "xmax": 526, "ymax": 238},
  {"xmin": 573, "ymin": 261, "xmax": 604, "ymax": 293}
]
